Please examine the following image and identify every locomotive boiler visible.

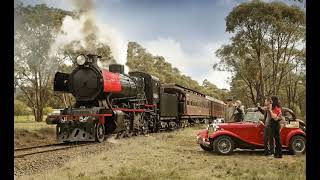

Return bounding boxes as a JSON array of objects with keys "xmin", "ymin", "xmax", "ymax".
[{"xmin": 54, "ymin": 54, "xmax": 144, "ymax": 107}]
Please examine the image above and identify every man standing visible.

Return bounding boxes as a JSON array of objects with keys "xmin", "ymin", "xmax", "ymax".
[
  {"xmin": 224, "ymin": 98, "xmax": 235, "ymax": 122},
  {"xmin": 258, "ymin": 96, "xmax": 282, "ymax": 158},
  {"xmin": 233, "ymin": 100, "xmax": 244, "ymax": 122},
  {"xmin": 258, "ymin": 97, "xmax": 274, "ymax": 156}
]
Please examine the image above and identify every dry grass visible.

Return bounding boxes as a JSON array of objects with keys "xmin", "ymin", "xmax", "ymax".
[
  {"xmin": 14, "ymin": 116, "xmax": 56, "ymax": 148},
  {"xmin": 16, "ymin": 125, "xmax": 305, "ymax": 180}
]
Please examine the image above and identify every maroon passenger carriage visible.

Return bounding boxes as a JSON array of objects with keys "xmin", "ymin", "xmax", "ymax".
[{"xmin": 162, "ymin": 84, "xmax": 225, "ymax": 126}]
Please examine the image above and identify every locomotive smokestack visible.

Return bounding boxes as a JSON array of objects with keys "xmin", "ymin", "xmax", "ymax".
[
  {"xmin": 87, "ymin": 54, "xmax": 100, "ymax": 66},
  {"xmin": 109, "ymin": 64, "xmax": 124, "ymax": 74}
]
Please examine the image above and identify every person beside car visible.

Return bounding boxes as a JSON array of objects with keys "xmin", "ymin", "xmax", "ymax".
[
  {"xmin": 258, "ymin": 98, "xmax": 274, "ymax": 156},
  {"xmin": 258, "ymin": 96, "xmax": 283, "ymax": 158},
  {"xmin": 269, "ymin": 96, "xmax": 283, "ymax": 158},
  {"xmin": 233, "ymin": 100, "xmax": 244, "ymax": 122},
  {"xmin": 224, "ymin": 98, "xmax": 235, "ymax": 122}
]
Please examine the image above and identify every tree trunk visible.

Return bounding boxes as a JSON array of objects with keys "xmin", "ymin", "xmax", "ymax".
[{"xmin": 34, "ymin": 107, "xmax": 43, "ymax": 122}]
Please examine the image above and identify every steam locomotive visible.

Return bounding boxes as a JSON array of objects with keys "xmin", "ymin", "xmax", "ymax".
[{"xmin": 46, "ymin": 54, "xmax": 225, "ymax": 142}]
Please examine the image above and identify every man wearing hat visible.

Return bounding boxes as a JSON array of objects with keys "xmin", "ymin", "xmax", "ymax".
[
  {"xmin": 233, "ymin": 100, "xmax": 245, "ymax": 122},
  {"xmin": 224, "ymin": 98, "xmax": 235, "ymax": 122}
]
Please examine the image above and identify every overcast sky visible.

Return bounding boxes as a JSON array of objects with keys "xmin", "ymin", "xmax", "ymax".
[{"xmin": 20, "ymin": 0, "xmax": 302, "ymax": 90}]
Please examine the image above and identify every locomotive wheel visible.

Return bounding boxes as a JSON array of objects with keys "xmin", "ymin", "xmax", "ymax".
[
  {"xmin": 115, "ymin": 131, "xmax": 123, "ymax": 139},
  {"xmin": 95, "ymin": 124, "xmax": 105, "ymax": 143}
]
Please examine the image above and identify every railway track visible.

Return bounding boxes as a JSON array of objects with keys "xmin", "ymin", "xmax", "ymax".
[{"xmin": 14, "ymin": 142, "xmax": 91, "ymax": 158}]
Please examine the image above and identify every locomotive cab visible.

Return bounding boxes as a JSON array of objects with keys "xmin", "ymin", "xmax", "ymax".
[{"xmin": 128, "ymin": 71, "xmax": 160, "ymax": 106}]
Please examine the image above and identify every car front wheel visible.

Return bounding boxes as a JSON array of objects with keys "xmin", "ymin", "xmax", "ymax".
[
  {"xmin": 213, "ymin": 135, "xmax": 234, "ymax": 155},
  {"xmin": 289, "ymin": 135, "xmax": 306, "ymax": 155},
  {"xmin": 200, "ymin": 144, "xmax": 213, "ymax": 151}
]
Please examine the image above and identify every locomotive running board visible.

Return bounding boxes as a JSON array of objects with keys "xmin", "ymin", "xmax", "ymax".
[{"xmin": 46, "ymin": 114, "xmax": 113, "ymax": 124}]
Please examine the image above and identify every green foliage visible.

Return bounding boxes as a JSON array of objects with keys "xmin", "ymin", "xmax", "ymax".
[
  {"xmin": 14, "ymin": 3, "xmax": 72, "ymax": 121},
  {"xmin": 215, "ymin": 1, "xmax": 305, "ymax": 116},
  {"xmin": 14, "ymin": 2, "xmax": 73, "ymax": 32},
  {"xmin": 127, "ymin": 42, "xmax": 227, "ymax": 100},
  {"xmin": 14, "ymin": 99, "xmax": 32, "ymax": 116},
  {"xmin": 229, "ymin": 75, "xmax": 253, "ymax": 107},
  {"xmin": 202, "ymin": 79, "xmax": 228, "ymax": 100},
  {"xmin": 43, "ymin": 107, "xmax": 54, "ymax": 115}
]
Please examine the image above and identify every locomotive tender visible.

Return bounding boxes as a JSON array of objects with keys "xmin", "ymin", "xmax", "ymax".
[{"xmin": 46, "ymin": 54, "xmax": 225, "ymax": 142}]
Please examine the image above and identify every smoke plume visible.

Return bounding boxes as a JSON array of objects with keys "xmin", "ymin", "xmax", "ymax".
[{"xmin": 50, "ymin": 0, "xmax": 128, "ymax": 71}]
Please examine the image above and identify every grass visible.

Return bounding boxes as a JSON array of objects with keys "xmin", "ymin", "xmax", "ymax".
[
  {"xmin": 16, "ymin": 125, "xmax": 306, "ymax": 180},
  {"xmin": 14, "ymin": 115, "xmax": 35, "ymax": 123},
  {"xmin": 14, "ymin": 116, "xmax": 56, "ymax": 148},
  {"xmin": 14, "ymin": 116, "xmax": 50, "ymax": 131},
  {"xmin": 14, "ymin": 115, "xmax": 48, "ymax": 123}
]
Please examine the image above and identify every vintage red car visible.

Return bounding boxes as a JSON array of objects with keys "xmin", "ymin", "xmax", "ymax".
[{"xmin": 196, "ymin": 108, "xmax": 306, "ymax": 155}]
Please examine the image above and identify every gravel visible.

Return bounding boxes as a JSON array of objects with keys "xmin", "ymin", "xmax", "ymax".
[{"xmin": 14, "ymin": 137, "xmax": 116, "ymax": 176}]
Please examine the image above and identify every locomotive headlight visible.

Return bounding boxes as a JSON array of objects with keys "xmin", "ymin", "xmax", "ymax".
[{"xmin": 76, "ymin": 55, "xmax": 86, "ymax": 65}]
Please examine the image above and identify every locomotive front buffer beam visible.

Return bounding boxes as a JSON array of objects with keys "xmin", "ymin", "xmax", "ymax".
[{"xmin": 46, "ymin": 114, "xmax": 112, "ymax": 142}]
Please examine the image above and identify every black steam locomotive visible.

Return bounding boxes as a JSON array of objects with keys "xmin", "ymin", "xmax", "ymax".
[{"xmin": 46, "ymin": 54, "xmax": 225, "ymax": 142}]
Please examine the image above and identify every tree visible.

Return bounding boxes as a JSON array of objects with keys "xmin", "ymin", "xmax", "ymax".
[
  {"xmin": 215, "ymin": 1, "xmax": 305, "ymax": 105},
  {"xmin": 14, "ymin": 3, "xmax": 72, "ymax": 121},
  {"xmin": 127, "ymin": 42, "xmax": 227, "ymax": 100},
  {"xmin": 14, "ymin": 99, "xmax": 32, "ymax": 116},
  {"xmin": 202, "ymin": 79, "xmax": 227, "ymax": 100},
  {"xmin": 126, "ymin": 42, "xmax": 157, "ymax": 73},
  {"xmin": 229, "ymin": 74, "xmax": 256, "ymax": 107}
]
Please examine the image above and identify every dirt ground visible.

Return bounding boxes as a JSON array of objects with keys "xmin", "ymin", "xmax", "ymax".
[{"xmin": 14, "ymin": 123, "xmax": 306, "ymax": 180}]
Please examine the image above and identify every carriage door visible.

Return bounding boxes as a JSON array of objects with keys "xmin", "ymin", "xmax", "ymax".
[{"xmin": 178, "ymin": 94, "xmax": 185, "ymax": 114}]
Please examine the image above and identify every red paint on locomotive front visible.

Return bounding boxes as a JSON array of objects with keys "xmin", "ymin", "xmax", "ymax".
[{"xmin": 102, "ymin": 70, "xmax": 122, "ymax": 93}]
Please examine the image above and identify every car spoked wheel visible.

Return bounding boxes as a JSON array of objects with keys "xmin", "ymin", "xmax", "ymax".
[
  {"xmin": 95, "ymin": 124, "xmax": 105, "ymax": 143},
  {"xmin": 213, "ymin": 135, "xmax": 234, "ymax": 155},
  {"xmin": 200, "ymin": 144, "xmax": 213, "ymax": 151},
  {"xmin": 289, "ymin": 135, "xmax": 306, "ymax": 155}
]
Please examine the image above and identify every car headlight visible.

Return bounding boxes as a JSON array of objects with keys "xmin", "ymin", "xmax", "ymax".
[{"xmin": 76, "ymin": 55, "xmax": 86, "ymax": 65}]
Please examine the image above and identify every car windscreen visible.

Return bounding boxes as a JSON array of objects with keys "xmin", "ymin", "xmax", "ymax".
[{"xmin": 244, "ymin": 112, "xmax": 264, "ymax": 122}]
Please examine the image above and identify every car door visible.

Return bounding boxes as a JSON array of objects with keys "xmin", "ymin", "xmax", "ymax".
[
  {"xmin": 255, "ymin": 122, "xmax": 265, "ymax": 145},
  {"xmin": 238, "ymin": 112, "xmax": 265, "ymax": 145},
  {"xmin": 229, "ymin": 122, "xmax": 262, "ymax": 145}
]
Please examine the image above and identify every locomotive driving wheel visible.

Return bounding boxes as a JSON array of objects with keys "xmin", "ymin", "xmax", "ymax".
[{"xmin": 95, "ymin": 123, "xmax": 105, "ymax": 143}]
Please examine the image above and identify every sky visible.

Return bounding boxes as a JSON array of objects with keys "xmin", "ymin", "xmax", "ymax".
[{"xmin": 20, "ymin": 0, "xmax": 303, "ymax": 90}]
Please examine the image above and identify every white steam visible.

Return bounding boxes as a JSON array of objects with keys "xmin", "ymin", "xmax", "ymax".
[{"xmin": 50, "ymin": 0, "xmax": 128, "ymax": 72}]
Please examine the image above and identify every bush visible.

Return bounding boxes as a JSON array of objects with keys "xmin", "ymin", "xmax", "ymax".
[
  {"xmin": 14, "ymin": 100, "xmax": 32, "ymax": 116},
  {"xmin": 43, "ymin": 107, "xmax": 54, "ymax": 115}
]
